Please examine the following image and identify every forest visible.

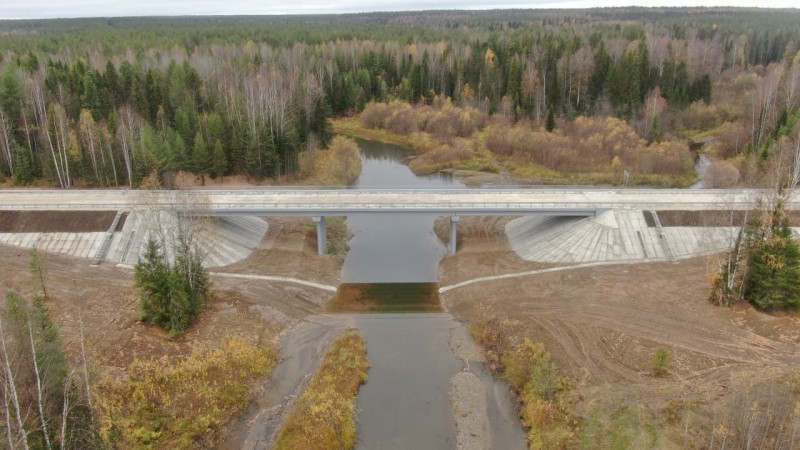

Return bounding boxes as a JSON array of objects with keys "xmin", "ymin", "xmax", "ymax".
[
  {"xmin": 0, "ymin": 8, "xmax": 799, "ymax": 188},
  {"xmin": 3, "ymin": 9, "xmax": 800, "ymax": 449}
]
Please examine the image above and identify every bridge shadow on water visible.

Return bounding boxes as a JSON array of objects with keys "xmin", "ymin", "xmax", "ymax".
[{"xmin": 324, "ymin": 283, "xmax": 442, "ymax": 313}]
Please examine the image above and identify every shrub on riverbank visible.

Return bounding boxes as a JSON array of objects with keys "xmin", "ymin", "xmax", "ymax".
[
  {"xmin": 300, "ymin": 136, "xmax": 362, "ymax": 186},
  {"xmin": 273, "ymin": 329, "xmax": 370, "ymax": 450},
  {"xmin": 347, "ymin": 100, "xmax": 696, "ymax": 186},
  {"xmin": 484, "ymin": 116, "xmax": 693, "ymax": 178},
  {"xmin": 471, "ymin": 317, "xmax": 576, "ymax": 449}
]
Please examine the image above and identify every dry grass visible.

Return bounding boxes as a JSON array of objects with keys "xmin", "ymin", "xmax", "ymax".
[
  {"xmin": 407, "ymin": 139, "xmax": 498, "ymax": 175},
  {"xmin": 94, "ymin": 336, "xmax": 278, "ymax": 449},
  {"xmin": 273, "ymin": 329, "xmax": 370, "ymax": 450},
  {"xmin": 300, "ymin": 136, "xmax": 362, "ymax": 186}
]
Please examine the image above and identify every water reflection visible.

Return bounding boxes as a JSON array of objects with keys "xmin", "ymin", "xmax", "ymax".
[
  {"xmin": 325, "ymin": 283, "xmax": 442, "ymax": 313},
  {"xmin": 341, "ymin": 139, "xmax": 465, "ymax": 283}
]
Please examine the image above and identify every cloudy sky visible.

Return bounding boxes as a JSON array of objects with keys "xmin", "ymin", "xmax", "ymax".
[{"xmin": 1, "ymin": 1, "xmax": 796, "ymax": 20}]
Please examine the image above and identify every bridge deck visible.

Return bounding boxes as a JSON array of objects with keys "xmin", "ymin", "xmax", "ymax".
[{"xmin": 0, "ymin": 188, "xmax": 797, "ymax": 215}]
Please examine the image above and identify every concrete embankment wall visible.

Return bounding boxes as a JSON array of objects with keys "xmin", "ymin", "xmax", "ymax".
[
  {"xmin": 505, "ymin": 210, "xmax": 750, "ymax": 263},
  {"xmin": 0, "ymin": 213, "xmax": 268, "ymax": 268}
]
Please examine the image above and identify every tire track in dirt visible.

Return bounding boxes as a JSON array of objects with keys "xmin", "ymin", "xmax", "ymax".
[{"xmin": 439, "ymin": 217, "xmax": 800, "ymax": 401}]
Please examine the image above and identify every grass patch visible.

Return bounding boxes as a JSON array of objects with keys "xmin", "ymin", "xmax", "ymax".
[
  {"xmin": 325, "ymin": 216, "xmax": 352, "ymax": 259},
  {"xmin": 508, "ymin": 162, "xmax": 696, "ymax": 187},
  {"xmin": 94, "ymin": 336, "xmax": 278, "ymax": 449},
  {"xmin": 471, "ymin": 317, "xmax": 577, "ymax": 449},
  {"xmin": 651, "ymin": 347, "xmax": 670, "ymax": 377},
  {"xmin": 273, "ymin": 329, "xmax": 370, "ymax": 450},
  {"xmin": 330, "ymin": 116, "xmax": 427, "ymax": 151}
]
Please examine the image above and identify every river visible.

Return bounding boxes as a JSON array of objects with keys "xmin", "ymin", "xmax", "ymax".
[{"xmin": 229, "ymin": 138, "xmax": 526, "ymax": 449}]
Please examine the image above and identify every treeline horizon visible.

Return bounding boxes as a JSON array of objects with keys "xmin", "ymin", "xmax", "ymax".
[{"xmin": 0, "ymin": 7, "xmax": 799, "ymax": 188}]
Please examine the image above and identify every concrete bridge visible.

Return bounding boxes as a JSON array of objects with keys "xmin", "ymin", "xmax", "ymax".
[{"xmin": 1, "ymin": 188, "xmax": 797, "ymax": 255}]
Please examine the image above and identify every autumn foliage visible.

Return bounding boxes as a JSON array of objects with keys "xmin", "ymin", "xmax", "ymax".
[
  {"xmin": 471, "ymin": 317, "xmax": 575, "ymax": 450},
  {"xmin": 485, "ymin": 116, "xmax": 693, "ymax": 177},
  {"xmin": 273, "ymin": 329, "xmax": 370, "ymax": 450},
  {"xmin": 300, "ymin": 136, "xmax": 362, "ymax": 185},
  {"xmin": 361, "ymin": 97, "xmax": 487, "ymax": 140},
  {"xmin": 94, "ymin": 337, "xmax": 278, "ymax": 449}
]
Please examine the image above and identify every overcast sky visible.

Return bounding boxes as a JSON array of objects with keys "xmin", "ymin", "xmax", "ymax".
[{"xmin": 1, "ymin": 1, "xmax": 797, "ymax": 20}]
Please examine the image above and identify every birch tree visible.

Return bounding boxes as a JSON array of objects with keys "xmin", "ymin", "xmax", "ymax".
[{"xmin": 0, "ymin": 110, "xmax": 13, "ymax": 177}]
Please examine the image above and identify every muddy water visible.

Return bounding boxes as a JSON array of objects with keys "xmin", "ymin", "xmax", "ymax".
[{"xmin": 325, "ymin": 283, "xmax": 443, "ymax": 313}]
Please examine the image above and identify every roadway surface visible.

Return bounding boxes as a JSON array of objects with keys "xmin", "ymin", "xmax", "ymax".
[{"xmin": 0, "ymin": 188, "xmax": 797, "ymax": 215}]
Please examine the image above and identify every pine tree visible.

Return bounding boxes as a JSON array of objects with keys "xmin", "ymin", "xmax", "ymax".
[{"xmin": 135, "ymin": 238, "xmax": 172, "ymax": 326}]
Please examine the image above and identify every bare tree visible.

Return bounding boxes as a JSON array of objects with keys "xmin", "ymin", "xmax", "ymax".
[
  {"xmin": 27, "ymin": 319, "xmax": 52, "ymax": 450},
  {"xmin": 0, "ymin": 109, "xmax": 13, "ymax": 177},
  {"xmin": 0, "ymin": 314, "xmax": 29, "ymax": 450},
  {"xmin": 78, "ymin": 110, "xmax": 100, "ymax": 185}
]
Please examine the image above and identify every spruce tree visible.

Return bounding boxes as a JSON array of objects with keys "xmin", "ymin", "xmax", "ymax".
[
  {"xmin": 212, "ymin": 139, "xmax": 227, "ymax": 180},
  {"xmin": 744, "ymin": 201, "xmax": 800, "ymax": 311},
  {"xmin": 545, "ymin": 107, "xmax": 556, "ymax": 132},
  {"xmin": 192, "ymin": 131, "xmax": 209, "ymax": 183}
]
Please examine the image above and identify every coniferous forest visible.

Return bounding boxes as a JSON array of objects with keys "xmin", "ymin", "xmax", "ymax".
[{"xmin": 0, "ymin": 8, "xmax": 799, "ymax": 188}]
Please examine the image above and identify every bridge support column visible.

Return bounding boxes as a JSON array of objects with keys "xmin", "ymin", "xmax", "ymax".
[
  {"xmin": 449, "ymin": 216, "xmax": 459, "ymax": 255},
  {"xmin": 312, "ymin": 216, "xmax": 327, "ymax": 255}
]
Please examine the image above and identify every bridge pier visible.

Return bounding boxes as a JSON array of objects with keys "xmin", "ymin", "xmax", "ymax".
[
  {"xmin": 449, "ymin": 216, "xmax": 459, "ymax": 255},
  {"xmin": 312, "ymin": 216, "xmax": 327, "ymax": 255}
]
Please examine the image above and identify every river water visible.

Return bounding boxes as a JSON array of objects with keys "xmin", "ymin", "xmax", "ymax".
[
  {"xmin": 343, "ymin": 139, "xmax": 525, "ymax": 449},
  {"xmin": 227, "ymin": 138, "xmax": 526, "ymax": 449},
  {"xmin": 341, "ymin": 139, "xmax": 462, "ymax": 282}
]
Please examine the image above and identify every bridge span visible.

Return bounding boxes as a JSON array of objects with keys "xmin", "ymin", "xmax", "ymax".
[{"xmin": 1, "ymin": 188, "xmax": 797, "ymax": 254}]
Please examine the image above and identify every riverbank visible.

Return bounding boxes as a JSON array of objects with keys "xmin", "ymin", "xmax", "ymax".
[
  {"xmin": 437, "ymin": 216, "xmax": 800, "ymax": 447},
  {"xmin": 0, "ymin": 214, "xmax": 344, "ymax": 447},
  {"xmin": 332, "ymin": 108, "xmax": 699, "ymax": 188}
]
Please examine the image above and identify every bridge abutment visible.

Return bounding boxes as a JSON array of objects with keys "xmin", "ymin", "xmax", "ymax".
[{"xmin": 312, "ymin": 216, "xmax": 327, "ymax": 255}]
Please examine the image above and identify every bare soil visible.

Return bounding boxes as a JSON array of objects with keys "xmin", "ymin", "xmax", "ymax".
[
  {"xmin": 646, "ymin": 209, "xmax": 800, "ymax": 227},
  {"xmin": 0, "ymin": 210, "xmax": 126, "ymax": 232},
  {"xmin": 0, "ymin": 216, "xmax": 338, "ymax": 374},
  {"xmin": 438, "ymin": 216, "xmax": 800, "ymax": 443},
  {"xmin": 5, "ymin": 208, "xmax": 800, "ymax": 446}
]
